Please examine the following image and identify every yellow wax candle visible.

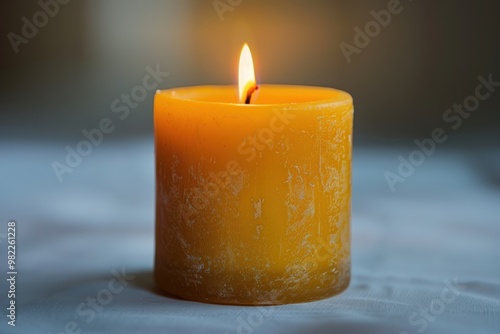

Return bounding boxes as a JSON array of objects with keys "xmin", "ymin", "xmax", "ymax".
[{"xmin": 154, "ymin": 45, "xmax": 353, "ymax": 305}]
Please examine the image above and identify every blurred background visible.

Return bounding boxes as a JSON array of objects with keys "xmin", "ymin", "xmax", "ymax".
[
  {"xmin": 1, "ymin": 1, "xmax": 500, "ymax": 333},
  {"xmin": 1, "ymin": 0, "xmax": 499, "ymax": 142}
]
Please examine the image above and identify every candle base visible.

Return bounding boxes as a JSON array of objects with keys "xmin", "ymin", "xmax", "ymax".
[{"xmin": 154, "ymin": 263, "xmax": 350, "ymax": 305}]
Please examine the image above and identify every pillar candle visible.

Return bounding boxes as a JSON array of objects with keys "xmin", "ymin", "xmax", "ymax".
[{"xmin": 154, "ymin": 45, "xmax": 353, "ymax": 305}]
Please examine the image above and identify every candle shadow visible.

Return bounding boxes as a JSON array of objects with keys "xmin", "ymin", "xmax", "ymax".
[
  {"xmin": 127, "ymin": 270, "xmax": 156, "ymax": 292},
  {"xmin": 127, "ymin": 270, "xmax": 184, "ymax": 301},
  {"xmin": 39, "ymin": 269, "xmax": 186, "ymax": 303}
]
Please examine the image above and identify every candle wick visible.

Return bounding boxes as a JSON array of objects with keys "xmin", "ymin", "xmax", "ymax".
[{"xmin": 244, "ymin": 85, "xmax": 259, "ymax": 104}]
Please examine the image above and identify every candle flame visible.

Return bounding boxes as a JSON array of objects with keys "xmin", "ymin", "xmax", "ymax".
[{"xmin": 238, "ymin": 43, "xmax": 256, "ymax": 103}]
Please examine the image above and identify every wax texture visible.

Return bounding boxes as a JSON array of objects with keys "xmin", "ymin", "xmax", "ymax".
[{"xmin": 154, "ymin": 85, "xmax": 353, "ymax": 305}]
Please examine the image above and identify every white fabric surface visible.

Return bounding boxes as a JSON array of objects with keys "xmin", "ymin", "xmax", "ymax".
[{"xmin": 0, "ymin": 138, "xmax": 499, "ymax": 334}]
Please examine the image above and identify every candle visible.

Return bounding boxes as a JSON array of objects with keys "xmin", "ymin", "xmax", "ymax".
[{"xmin": 154, "ymin": 44, "xmax": 353, "ymax": 305}]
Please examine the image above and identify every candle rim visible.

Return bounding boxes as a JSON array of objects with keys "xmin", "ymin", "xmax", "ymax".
[{"xmin": 156, "ymin": 84, "xmax": 353, "ymax": 109}]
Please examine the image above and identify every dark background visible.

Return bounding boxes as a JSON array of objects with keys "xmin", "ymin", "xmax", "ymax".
[
  {"xmin": 1, "ymin": 0, "xmax": 499, "ymax": 144},
  {"xmin": 1, "ymin": 3, "xmax": 500, "ymax": 333}
]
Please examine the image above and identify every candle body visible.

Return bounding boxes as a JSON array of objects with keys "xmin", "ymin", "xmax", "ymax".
[{"xmin": 155, "ymin": 85, "xmax": 353, "ymax": 305}]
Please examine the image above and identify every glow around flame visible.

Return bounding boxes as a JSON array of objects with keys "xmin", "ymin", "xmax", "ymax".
[{"xmin": 238, "ymin": 43, "xmax": 256, "ymax": 103}]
